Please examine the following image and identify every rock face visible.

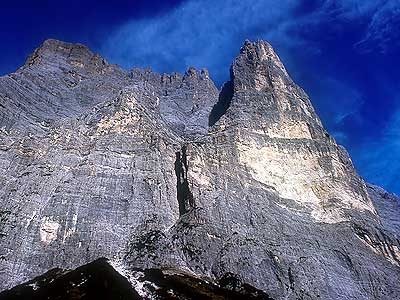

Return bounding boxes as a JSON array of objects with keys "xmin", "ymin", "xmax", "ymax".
[{"xmin": 0, "ymin": 39, "xmax": 399, "ymax": 299}]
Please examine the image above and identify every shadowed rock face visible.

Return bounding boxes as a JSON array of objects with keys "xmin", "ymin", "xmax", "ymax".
[{"xmin": 0, "ymin": 39, "xmax": 399, "ymax": 300}]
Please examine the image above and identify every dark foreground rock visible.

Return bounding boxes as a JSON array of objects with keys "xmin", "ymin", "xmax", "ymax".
[{"xmin": 0, "ymin": 258, "xmax": 271, "ymax": 300}]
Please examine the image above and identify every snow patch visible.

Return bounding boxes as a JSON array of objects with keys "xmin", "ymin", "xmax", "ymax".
[
  {"xmin": 27, "ymin": 282, "xmax": 39, "ymax": 291},
  {"xmin": 108, "ymin": 259, "xmax": 157, "ymax": 299}
]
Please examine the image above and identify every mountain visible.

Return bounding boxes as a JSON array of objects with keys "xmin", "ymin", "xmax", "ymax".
[{"xmin": 0, "ymin": 39, "xmax": 399, "ymax": 300}]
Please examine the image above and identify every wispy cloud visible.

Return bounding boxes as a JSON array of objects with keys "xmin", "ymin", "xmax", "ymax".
[
  {"xmin": 354, "ymin": 99, "xmax": 400, "ymax": 195},
  {"xmin": 292, "ymin": 74, "xmax": 366, "ymax": 145},
  {"xmin": 317, "ymin": 0, "xmax": 400, "ymax": 52},
  {"xmin": 319, "ymin": 78, "xmax": 364, "ymax": 124},
  {"xmin": 102, "ymin": 0, "xmax": 301, "ymax": 85},
  {"xmin": 321, "ymin": 0, "xmax": 383, "ymax": 18},
  {"xmin": 102, "ymin": 0, "xmax": 399, "ymax": 81},
  {"xmin": 355, "ymin": 0, "xmax": 400, "ymax": 53}
]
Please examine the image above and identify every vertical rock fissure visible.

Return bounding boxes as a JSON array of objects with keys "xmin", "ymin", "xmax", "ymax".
[
  {"xmin": 208, "ymin": 69, "xmax": 235, "ymax": 126},
  {"xmin": 174, "ymin": 145, "xmax": 195, "ymax": 216}
]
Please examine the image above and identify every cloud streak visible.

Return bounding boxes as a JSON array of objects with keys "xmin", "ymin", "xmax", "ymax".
[
  {"xmin": 102, "ymin": 0, "xmax": 399, "ymax": 80},
  {"xmin": 354, "ymin": 98, "xmax": 400, "ymax": 194},
  {"xmin": 355, "ymin": 0, "xmax": 400, "ymax": 53},
  {"xmin": 102, "ymin": 0, "xmax": 302, "ymax": 85}
]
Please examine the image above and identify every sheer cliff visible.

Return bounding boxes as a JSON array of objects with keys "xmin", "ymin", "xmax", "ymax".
[{"xmin": 0, "ymin": 39, "xmax": 399, "ymax": 300}]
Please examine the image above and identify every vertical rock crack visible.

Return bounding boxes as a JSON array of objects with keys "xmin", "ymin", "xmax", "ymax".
[
  {"xmin": 174, "ymin": 145, "xmax": 195, "ymax": 216},
  {"xmin": 208, "ymin": 69, "xmax": 235, "ymax": 126}
]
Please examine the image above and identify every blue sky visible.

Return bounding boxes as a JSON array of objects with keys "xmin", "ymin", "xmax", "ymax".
[{"xmin": 1, "ymin": 0, "xmax": 399, "ymax": 194}]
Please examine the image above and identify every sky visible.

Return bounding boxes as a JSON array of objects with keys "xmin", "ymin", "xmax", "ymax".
[{"xmin": 1, "ymin": 0, "xmax": 399, "ymax": 194}]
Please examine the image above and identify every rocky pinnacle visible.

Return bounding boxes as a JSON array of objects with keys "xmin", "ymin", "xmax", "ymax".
[{"xmin": 0, "ymin": 39, "xmax": 399, "ymax": 300}]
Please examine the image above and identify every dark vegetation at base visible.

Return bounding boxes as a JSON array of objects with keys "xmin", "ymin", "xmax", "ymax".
[
  {"xmin": 135, "ymin": 268, "xmax": 273, "ymax": 300},
  {"xmin": 218, "ymin": 273, "xmax": 274, "ymax": 299},
  {"xmin": 0, "ymin": 258, "xmax": 141, "ymax": 300},
  {"xmin": 0, "ymin": 258, "xmax": 273, "ymax": 300}
]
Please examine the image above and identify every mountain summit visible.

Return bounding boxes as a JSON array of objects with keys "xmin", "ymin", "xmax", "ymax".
[{"xmin": 0, "ymin": 39, "xmax": 399, "ymax": 300}]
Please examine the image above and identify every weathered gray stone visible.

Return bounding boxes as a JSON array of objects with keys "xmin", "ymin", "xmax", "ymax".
[{"xmin": 0, "ymin": 39, "xmax": 399, "ymax": 299}]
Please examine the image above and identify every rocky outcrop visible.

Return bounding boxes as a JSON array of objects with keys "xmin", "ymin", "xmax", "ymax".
[
  {"xmin": 0, "ymin": 39, "xmax": 399, "ymax": 299},
  {"xmin": 207, "ymin": 40, "xmax": 375, "ymax": 224},
  {"xmin": 0, "ymin": 258, "xmax": 271, "ymax": 300}
]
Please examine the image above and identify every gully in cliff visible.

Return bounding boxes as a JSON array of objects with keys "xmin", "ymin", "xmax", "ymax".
[{"xmin": 174, "ymin": 145, "xmax": 195, "ymax": 215}]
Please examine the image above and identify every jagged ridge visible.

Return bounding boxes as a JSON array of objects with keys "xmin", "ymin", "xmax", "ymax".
[{"xmin": 0, "ymin": 39, "xmax": 399, "ymax": 300}]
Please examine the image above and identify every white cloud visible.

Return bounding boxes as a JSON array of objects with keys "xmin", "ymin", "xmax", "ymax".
[
  {"xmin": 321, "ymin": 0, "xmax": 383, "ymax": 18},
  {"xmin": 355, "ymin": 0, "xmax": 400, "ymax": 52},
  {"xmin": 322, "ymin": 78, "xmax": 364, "ymax": 124},
  {"xmin": 101, "ymin": 0, "xmax": 306, "ymax": 85},
  {"xmin": 317, "ymin": 0, "xmax": 400, "ymax": 52},
  {"xmin": 102, "ymin": 0, "xmax": 399, "ymax": 80},
  {"xmin": 298, "ymin": 76, "xmax": 365, "ymax": 144}
]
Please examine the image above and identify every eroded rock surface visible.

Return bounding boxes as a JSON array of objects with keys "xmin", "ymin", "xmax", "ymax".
[{"xmin": 0, "ymin": 39, "xmax": 399, "ymax": 299}]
